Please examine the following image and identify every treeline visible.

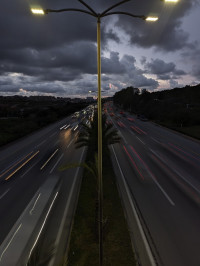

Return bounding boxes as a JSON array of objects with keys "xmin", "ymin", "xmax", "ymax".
[
  {"xmin": 0, "ymin": 97, "xmax": 89, "ymax": 146},
  {"xmin": 113, "ymin": 84, "xmax": 200, "ymax": 127}
]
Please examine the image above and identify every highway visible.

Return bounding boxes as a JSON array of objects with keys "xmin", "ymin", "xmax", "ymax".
[
  {"xmin": 0, "ymin": 110, "xmax": 89, "ymax": 264},
  {"xmin": 106, "ymin": 103, "xmax": 200, "ymax": 266},
  {"xmin": 0, "ymin": 102, "xmax": 200, "ymax": 265}
]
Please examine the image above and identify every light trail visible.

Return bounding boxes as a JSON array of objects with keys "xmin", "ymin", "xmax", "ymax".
[
  {"xmin": 123, "ymin": 145, "xmax": 144, "ymax": 180},
  {"xmin": 49, "ymin": 153, "xmax": 64, "ymax": 174},
  {"xmin": 130, "ymin": 145, "xmax": 175, "ymax": 206},
  {"xmin": 29, "ymin": 193, "xmax": 41, "ymax": 215},
  {"xmin": 168, "ymin": 142, "xmax": 200, "ymax": 162},
  {"xmin": 0, "ymin": 151, "xmax": 33, "ymax": 178},
  {"xmin": 27, "ymin": 192, "xmax": 59, "ymax": 264},
  {"xmin": 135, "ymin": 126, "xmax": 147, "ymax": 135},
  {"xmin": 40, "ymin": 149, "xmax": 59, "ymax": 170},
  {"xmin": 130, "ymin": 125, "xmax": 141, "ymax": 134},
  {"xmin": 4, "ymin": 151, "xmax": 40, "ymax": 181},
  {"xmin": 0, "ymin": 224, "xmax": 22, "ymax": 263}
]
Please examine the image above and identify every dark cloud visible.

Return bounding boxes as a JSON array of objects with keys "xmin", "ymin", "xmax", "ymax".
[
  {"xmin": 104, "ymin": 29, "xmax": 120, "ymax": 44},
  {"xmin": 146, "ymin": 59, "xmax": 175, "ymax": 74},
  {"xmin": 181, "ymin": 45, "xmax": 200, "ymax": 80},
  {"xmin": 116, "ymin": 54, "xmax": 159, "ymax": 90},
  {"xmin": 145, "ymin": 59, "xmax": 185, "ymax": 80},
  {"xmin": 157, "ymin": 74, "xmax": 171, "ymax": 80},
  {"xmin": 115, "ymin": 0, "xmax": 197, "ymax": 51},
  {"xmin": 0, "ymin": 0, "xmax": 198, "ymax": 96},
  {"xmin": 102, "ymin": 52, "xmax": 125, "ymax": 74}
]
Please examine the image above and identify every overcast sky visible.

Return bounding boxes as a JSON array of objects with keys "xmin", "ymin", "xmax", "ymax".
[{"xmin": 0, "ymin": 0, "xmax": 199, "ymax": 98}]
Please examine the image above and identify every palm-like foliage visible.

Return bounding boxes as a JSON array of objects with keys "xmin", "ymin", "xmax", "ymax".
[{"xmin": 75, "ymin": 112, "xmax": 121, "ymax": 152}]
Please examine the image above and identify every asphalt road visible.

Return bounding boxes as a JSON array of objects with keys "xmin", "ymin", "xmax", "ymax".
[
  {"xmin": 1, "ymin": 104, "xmax": 200, "ymax": 266},
  {"xmin": 107, "ymin": 104, "xmax": 200, "ymax": 266},
  {"xmin": 0, "ymin": 112, "xmax": 86, "ymax": 255}
]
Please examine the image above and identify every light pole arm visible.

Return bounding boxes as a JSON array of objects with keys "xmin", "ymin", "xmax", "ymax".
[
  {"xmin": 102, "ymin": 11, "xmax": 146, "ymax": 20},
  {"xmin": 78, "ymin": 0, "xmax": 98, "ymax": 17},
  {"xmin": 44, "ymin": 8, "xmax": 96, "ymax": 17},
  {"xmin": 101, "ymin": 0, "xmax": 132, "ymax": 17}
]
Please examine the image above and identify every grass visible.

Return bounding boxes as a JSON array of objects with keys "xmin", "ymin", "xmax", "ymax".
[
  {"xmin": 66, "ymin": 150, "xmax": 136, "ymax": 266},
  {"xmin": 159, "ymin": 121, "xmax": 200, "ymax": 140},
  {"xmin": 172, "ymin": 125, "xmax": 200, "ymax": 140}
]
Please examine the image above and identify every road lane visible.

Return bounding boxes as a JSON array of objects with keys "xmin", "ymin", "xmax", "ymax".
[
  {"xmin": 0, "ymin": 112, "xmax": 85, "ymax": 248},
  {"xmin": 107, "ymin": 103, "xmax": 200, "ymax": 266}
]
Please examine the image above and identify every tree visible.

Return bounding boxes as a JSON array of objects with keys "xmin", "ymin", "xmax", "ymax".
[{"xmin": 75, "ymin": 112, "xmax": 121, "ymax": 154}]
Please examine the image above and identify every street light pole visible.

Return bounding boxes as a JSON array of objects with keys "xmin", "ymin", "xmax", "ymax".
[
  {"xmin": 31, "ymin": 1, "xmax": 160, "ymax": 265},
  {"xmin": 97, "ymin": 15, "xmax": 103, "ymax": 266}
]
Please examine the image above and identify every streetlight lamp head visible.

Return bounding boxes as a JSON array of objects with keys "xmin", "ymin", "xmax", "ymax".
[
  {"xmin": 31, "ymin": 8, "xmax": 45, "ymax": 15},
  {"xmin": 145, "ymin": 16, "xmax": 158, "ymax": 22},
  {"xmin": 163, "ymin": 0, "xmax": 179, "ymax": 2}
]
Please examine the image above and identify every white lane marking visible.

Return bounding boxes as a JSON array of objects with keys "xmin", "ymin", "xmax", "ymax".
[
  {"xmin": 149, "ymin": 173, "xmax": 175, "ymax": 206},
  {"xmin": 21, "ymin": 161, "xmax": 38, "ymax": 178},
  {"xmin": 40, "ymin": 149, "xmax": 59, "ymax": 170},
  {"xmin": 36, "ymin": 139, "xmax": 47, "ymax": 148},
  {"xmin": 29, "ymin": 193, "xmax": 41, "ymax": 215},
  {"xmin": 27, "ymin": 192, "xmax": 59, "ymax": 263},
  {"xmin": 150, "ymin": 149, "xmax": 200, "ymax": 195},
  {"xmin": 48, "ymin": 147, "xmax": 86, "ymax": 266},
  {"xmin": 111, "ymin": 145, "xmax": 156, "ymax": 266},
  {"xmin": 0, "ymin": 189, "xmax": 10, "ymax": 200},
  {"xmin": 136, "ymin": 136, "xmax": 145, "ymax": 145},
  {"xmin": 67, "ymin": 139, "xmax": 74, "ymax": 148},
  {"xmin": 151, "ymin": 137, "xmax": 161, "ymax": 145},
  {"xmin": 0, "ymin": 224, "xmax": 22, "ymax": 263},
  {"xmin": 172, "ymin": 168, "xmax": 200, "ymax": 194},
  {"xmin": 54, "ymin": 140, "xmax": 60, "ymax": 146},
  {"xmin": 131, "ymin": 148, "xmax": 175, "ymax": 206},
  {"xmin": 49, "ymin": 153, "xmax": 64, "ymax": 174},
  {"xmin": 149, "ymin": 149, "xmax": 162, "ymax": 160},
  {"xmin": 49, "ymin": 132, "xmax": 57, "ymax": 139}
]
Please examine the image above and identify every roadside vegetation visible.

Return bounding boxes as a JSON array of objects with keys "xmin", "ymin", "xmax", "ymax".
[
  {"xmin": 63, "ymin": 112, "xmax": 136, "ymax": 265},
  {"xmin": 0, "ymin": 96, "xmax": 89, "ymax": 146},
  {"xmin": 113, "ymin": 84, "xmax": 200, "ymax": 139}
]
